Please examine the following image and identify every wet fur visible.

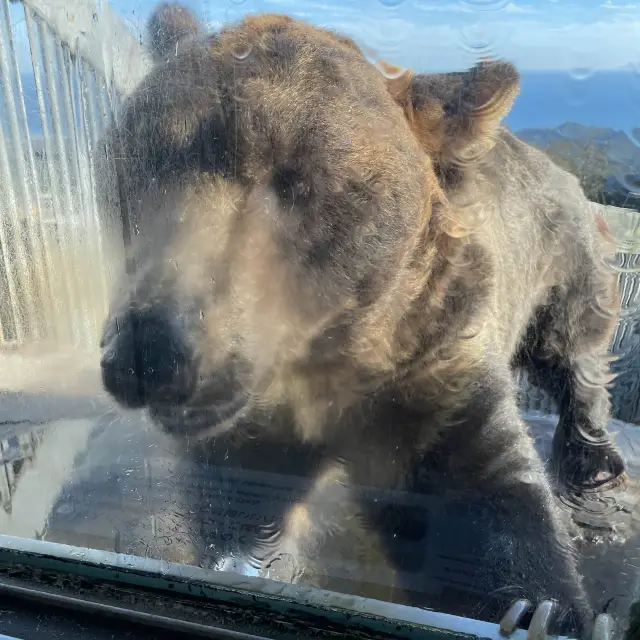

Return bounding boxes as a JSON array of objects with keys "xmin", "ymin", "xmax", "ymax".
[{"xmin": 99, "ymin": 4, "xmax": 627, "ymax": 637}]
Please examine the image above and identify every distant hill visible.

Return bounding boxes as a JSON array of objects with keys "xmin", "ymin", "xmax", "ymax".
[
  {"xmin": 516, "ymin": 123, "xmax": 640, "ymax": 210},
  {"xmin": 518, "ymin": 123, "xmax": 640, "ymax": 170}
]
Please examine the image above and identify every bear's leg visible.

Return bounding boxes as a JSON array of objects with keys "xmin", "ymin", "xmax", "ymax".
[
  {"xmin": 515, "ymin": 281, "xmax": 626, "ymax": 492},
  {"xmin": 340, "ymin": 369, "xmax": 594, "ymax": 637}
]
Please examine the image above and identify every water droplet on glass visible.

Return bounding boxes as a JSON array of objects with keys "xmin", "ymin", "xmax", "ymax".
[
  {"xmin": 55, "ymin": 503, "xmax": 73, "ymax": 516},
  {"xmin": 568, "ymin": 67, "xmax": 594, "ymax": 82},
  {"xmin": 375, "ymin": 60, "xmax": 407, "ymax": 80},
  {"xmin": 345, "ymin": 166, "xmax": 364, "ymax": 183},
  {"xmin": 459, "ymin": 0, "xmax": 510, "ymax": 11},
  {"xmin": 233, "ymin": 43, "xmax": 253, "ymax": 61},
  {"xmin": 619, "ymin": 173, "xmax": 640, "ymax": 198},
  {"xmin": 363, "ymin": 19, "xmax": 406, "ymax": 56},
  {"xmin": 361, "ymin": 45, "xmax": 380, "ymax": 67},
  {"xmin": 458, "ymin": 24, "xmax": 498, "ymax": 57},
  {"xmin": 371, "ymin": 181, "xmax": 387, "ymax": 194}
]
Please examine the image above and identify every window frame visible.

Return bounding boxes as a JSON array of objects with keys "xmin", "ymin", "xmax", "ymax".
[{"xmin": 0, "ymin": 533, "xmax": 536, "ymax": 640}]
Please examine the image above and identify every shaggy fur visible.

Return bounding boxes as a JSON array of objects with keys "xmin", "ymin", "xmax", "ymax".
[{"xmin": 99, "ymin": 4, "xmax": 627, "ymax": 636}]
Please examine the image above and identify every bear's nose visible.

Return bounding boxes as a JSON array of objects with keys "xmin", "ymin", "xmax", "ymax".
[{"xmin": 100, "ymin": 307, "xmax": 196, "ymax": 408}]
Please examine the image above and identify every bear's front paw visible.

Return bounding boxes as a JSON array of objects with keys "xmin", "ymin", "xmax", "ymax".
[{"xmin": 552, "ymin": 436, "xmax": 627, "ymax": 492}]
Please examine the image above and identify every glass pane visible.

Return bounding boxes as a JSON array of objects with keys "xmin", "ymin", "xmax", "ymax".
[{"xmin": 1, "ymin": 0, "xmax": 639, "ymax": 638}]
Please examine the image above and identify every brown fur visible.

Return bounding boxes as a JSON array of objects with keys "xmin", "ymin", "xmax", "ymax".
[
  {"xmin": 99, "ymin": 4, "xmax": 628, "ymax": 636},
  {"xmin": 148, "ymin": 2, "xmax": 202, "ymax": 61}
]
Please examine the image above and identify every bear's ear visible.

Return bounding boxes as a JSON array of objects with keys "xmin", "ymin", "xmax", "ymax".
[
  {"xmin": 388, "ymin": 60, "xmax": 520, "ymax": 165},
  {"xmin": 147, "ymin": 2, "xmax": 204, "ymax": 62}
]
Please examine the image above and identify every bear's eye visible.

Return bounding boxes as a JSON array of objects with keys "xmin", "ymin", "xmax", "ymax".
[{"xmin": 271, "ymin": 168, "xmax": 312, "ymax": 207}]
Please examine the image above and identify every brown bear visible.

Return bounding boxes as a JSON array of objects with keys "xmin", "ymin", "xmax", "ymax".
[{"xmin": 99, "ymin": 3, "xmax": 626, "ymax": 637}]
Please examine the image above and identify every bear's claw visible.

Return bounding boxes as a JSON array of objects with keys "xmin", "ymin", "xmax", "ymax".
[{"xmin": 499, "ymin": 600, "xmax": 614, "ymax": 640}]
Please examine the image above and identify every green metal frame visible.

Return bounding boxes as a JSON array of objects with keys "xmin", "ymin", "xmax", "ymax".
[{"xmin": 0, "ymin": 533, "xmax": 556, "ymax": 640}]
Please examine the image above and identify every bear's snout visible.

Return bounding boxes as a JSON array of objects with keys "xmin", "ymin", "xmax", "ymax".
[{"xmin": 100, "ymin": 306, "xmax": 197, "ymax": 409}]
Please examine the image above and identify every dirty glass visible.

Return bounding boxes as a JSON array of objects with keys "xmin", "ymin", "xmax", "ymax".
[{"xmin": 0, "ymin": 0, "xmax": 639, "ymax": 638}]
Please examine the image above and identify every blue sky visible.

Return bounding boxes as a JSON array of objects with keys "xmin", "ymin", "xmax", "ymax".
[
  {"xmin": 7, "ymin": 0, "xmax": 640, "ymax": 73},
  {"xmin": 104, "ymin": 0, "xmax": 640, "ymax": 72}
]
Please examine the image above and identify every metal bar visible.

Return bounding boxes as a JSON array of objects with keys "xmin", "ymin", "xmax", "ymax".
[
  {"xmin": 54, "ymin": 39, "xmax": 94, "ymax": 348},
  {"xmin": 105, "ymin": 64, "xmax": 121, "ymax": 122},
  {"xmin": 24, "ymin": 9, "xmax": 76, "ymax": 345},
  {"xmin": 77, "ymin": 56, "xmax": 109, "ymax": 325},
  {"xmin": 37, "ymin": 16, "xmax": 86, "ymax": 347},
  {"xmin": 76, "ymin": 57, "xmax": 109, "ymax": 330},
  {"xmin": 61, "ymin": 44, "xmax": 103, "ymax": 342},
  {"xmin": 0, "ymin": 106, "xmax": 28, "ymax": 343},
  {"xmin": 96, "ymin": 72, "xmax": 112, "ymax": 132},
  {"xmin": 0, "ymin": 121, "xmax": 12, "ymax": 344},
  {"xmin": 0, "ymin": 580, "xmax": 269, "ymax": 640}
]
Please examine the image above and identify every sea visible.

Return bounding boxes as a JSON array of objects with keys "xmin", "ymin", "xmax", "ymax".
[
  {"xmin": 505, "ymin": 69, "xmax": 640, "ymax": 134},
  {"xmin": 14, "ymin": 69, "xmax": 640, "ymax": 136}
]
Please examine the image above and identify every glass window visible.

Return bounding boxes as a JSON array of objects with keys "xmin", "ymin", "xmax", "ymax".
[{"xmin": 0, "ymin": 0, "xmax": 638, "ymax": 638}]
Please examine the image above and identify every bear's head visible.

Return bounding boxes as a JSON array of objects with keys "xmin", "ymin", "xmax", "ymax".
[{"xmin": 99, "ymin": 2, "xmax": 519, "ymax": 441}]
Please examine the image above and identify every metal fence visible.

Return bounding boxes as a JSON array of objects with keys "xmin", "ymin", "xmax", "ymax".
[{"xmin": 0, "ymin": 0, "xmax": 148, "ymax": 350}]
